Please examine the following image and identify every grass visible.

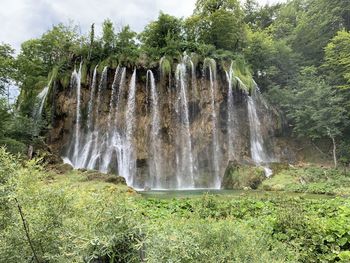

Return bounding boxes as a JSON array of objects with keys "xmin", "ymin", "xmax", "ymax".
[
  {"xmin": 2, "ymin": 147, "xmax": 350, "ymax": 262},
  {"xmin": 261, "ymin": 165, "xmax": 350, "ymax": 196}
]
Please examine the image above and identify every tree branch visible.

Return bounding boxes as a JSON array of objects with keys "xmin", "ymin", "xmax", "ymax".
[{"xmin": 14, "ymin": 198, "xmax": 40, "ymax": 263}]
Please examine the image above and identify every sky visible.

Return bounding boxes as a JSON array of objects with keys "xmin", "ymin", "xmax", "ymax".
[{"xmin": 0, "ymin": 0, "xmax": 285, "ymax": 52}]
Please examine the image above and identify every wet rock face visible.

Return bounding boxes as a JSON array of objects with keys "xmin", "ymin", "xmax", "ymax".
[{"xmin": 48, "ymin": 66, "xmax": 282, "ymax": 188}]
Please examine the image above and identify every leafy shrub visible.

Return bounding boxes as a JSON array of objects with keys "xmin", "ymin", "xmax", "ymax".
[
  {"xmin": 145, "ymin": 219, "xmax": 295, "ymax": 263},
  {"xmin": 0, "ymin": 138, "xmax": 26, "ymax": 154}
]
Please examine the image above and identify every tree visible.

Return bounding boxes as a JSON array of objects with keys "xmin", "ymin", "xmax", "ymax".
[
  {"xmin": 284, "ymin": 67, "xmax": 349, "ymax": 167},
  {"xmin": 291, "ymin": 0, "xmax": 350, "ymax": 65},
  {"xmin": 102, "ymin": 19, "xmax": 116, "ymax": 52},
  {"xmin": 189, "ymin": 0, "xmax": 247, "ymax": 51},
  {"xmin": 243, "ymin": 29, "xmax": 297, "ymax": 90},
  {"xmin": 244, "ymin": 1, "xmax": 283, "ymax": 30},
  {"xmin": 0, "ymin": 43, "xmax": 16, "ymax": 103},
  {"xmin": 116, "ymin": 26, "xmax": 139, "ymax": 65},
  {"xmin": 140, "ymin": 12, "xmax": 184, "ymax": 58},
  {"xmin": 324, "ymin": 30, "xmax": 350, "ymax": 89}
]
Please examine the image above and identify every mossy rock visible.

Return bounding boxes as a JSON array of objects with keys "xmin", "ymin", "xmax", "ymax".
[
  {"xmin": 51, "ymin": 163, "xmax": 74, "ymax": 174},
  {"xmin": 221, "ymin": 161, "xmax": 265, "ymax": 190},
  {"xmin": 84, "ymin": 170, "xmax": 126, "ymax": 185},
  {"xmin": 270, "ymin": 162, "xmax": 290, "ymax": 174}
]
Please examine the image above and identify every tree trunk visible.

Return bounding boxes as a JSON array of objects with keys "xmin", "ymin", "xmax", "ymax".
[{"xmin": 330, "ymin": 136, "xmax": 337, "ymax": 168}]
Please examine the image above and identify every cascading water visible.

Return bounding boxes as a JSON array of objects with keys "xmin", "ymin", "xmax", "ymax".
[
  {"xmin": 78, "ymin": 65, "xmax": 98, "ymax": 168},
  {"xmin": 100, "ymin": 66, "xmax": 121, "ymax": 173},
  {"xmin": 175, "ymin": 63, "xmax": 195, "ymax": 189},
  {"xmin": 60, "ymin": 59, "xmax": 279, "ymax": 190},
  {"xmin": 72, "ymin": 62, "xmax": 82, "ymax": 165},
  {"xmin": 34, "ymin": 75, "xmax": 53, "ymax": 121},
  {"xmin": 247, "ymin": 89, "xmax": 273, "ymax": 177},
  {"xmin": 87, "ymin": 66, "xmax": 108, "ymax": 169},
  {"xmin": 147, "ymin": 70, "xmax": 163, "ymax": 188},
  {"xmin": 225, "ymin": 63, "xmax": 235, "ymax": 160},
  {"xmin": 204, "ymin": 58, "xmax": 221, "ymax": 188},
  {"xmin": 118, "ymin": 69, "xmax": 137, "ymax": 185}
]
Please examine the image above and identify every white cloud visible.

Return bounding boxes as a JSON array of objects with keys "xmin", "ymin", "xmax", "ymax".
[{"xmin": 0, "ymin": 0, "xmax": 285, "ymax": 52}]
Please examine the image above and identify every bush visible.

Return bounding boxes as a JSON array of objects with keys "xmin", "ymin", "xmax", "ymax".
[
  {"xmin": 0, "ymin": 138, "xmax": 27, "ymax": 155},
  {"xmin": 0, "ymin": 148, "xmax": 144, "ymax": 262},
  {"xmin": 145, "ymin": 219, "xmax": 295, "ymax": 263}
]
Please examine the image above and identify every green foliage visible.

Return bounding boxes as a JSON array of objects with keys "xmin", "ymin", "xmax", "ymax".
[
  {"xmin": 324, "ymin": 30, "xmax": 350, "ymax": 89},
  {"xmin": 140, "ymin": 12, "xmax": 184, "ymax": 60},
  {"xmin": 262, "ymin": 166, "xmax": 350, "ymax": 195},
  {"xmin": 0, "ymin": 138, "xmax": 26, "ymax": 155},
  {"xmin": 191, "ymin": 0, "xmax": 247, "ymax": 51},
  {"xmin": 146, "ymin": 219, "xmax": 294, "ymax": 263},
  {"xmin": 291, "ymin": 0, "xmax": 349, "ymax": 65},
  {"xmin": 159, "ymin": 56, "xmax": 172, "ymax": 77},
  {"xmin": 116, "ymin": 26, "xmax": 139, "ymax": 66},
  {"xmin": 0, "ymin": 43, "xmax": 15, "ymax": 95},
  {"xmin": 102, "ymin": 19, "xmax": 116, "ymax": 52},
  {"xmin": 244, "ymin": 29, "xmax": 297, "ymax": 89},
  {"xmin": 2, "ymin": 148, "xmax": 350, "ymax": 262},
  {"xmin": 293, "ymin": 68, "xmax": 348, "ymax": 140},
  {"xmin": 0, "ymin": 148, "xmax": 143, "ymax": 262}
]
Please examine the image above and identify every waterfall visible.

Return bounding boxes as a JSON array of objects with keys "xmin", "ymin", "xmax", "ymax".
[
  {"xmin": 34, "ymin": 85, "xmax": 49, "ymax": 120},
  {"xmin": 60, "ymin": 60, "xmax": 279, "ymax": 189},
  {"xmin": 204, "ymin": 58, "xmax": 221, "ymax": 188},
  {"xmin": 183, "ymin": 53, "xmax": 197, "ymax": 99},
  {"xmin": 76, "ymin": 65, "xmax": 98, "ymax": 168},
  {"xmin": 72, "ymin": 62, "xmax": 82, "ymax": 165},
  {"xmin": 147, "ymin": 70, "xmax": 163, "ymax": 188},
  {"xmin": 33, "ymin": 74, "xmax": 55, "ymax": 123},
  {"xmin": 225, "ymin": 63, "xmax": 235, "ymax": 160},
  {"xmin": 175, "ymin": 63, "xmax": 195, "ymax": 189},
  {"xmin": 87, "ymin": 66, "xmax": 98, "ymax": 131},
  {"xmin": 117, "ymin": 69, "xmax": 137, "ymax": 185},
  {"xmin": 100, "ymin": 67, "xmax": 121, "ymax": 173},
  {"xmin": 247, "ymin": 91, "xmax": 272, "ymax": 177},
  {"xmin": 87, "ymin": 66, "xmax": 108, "ymax": 169}
]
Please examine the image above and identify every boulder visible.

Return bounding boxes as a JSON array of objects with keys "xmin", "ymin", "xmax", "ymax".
[
  {"xmin": 84, "ymin": 170, "xmax": 126, "ymax": 185},
  {"xmin": 221, "ymin": 160, "xmax": 265, "ymax": 190}
]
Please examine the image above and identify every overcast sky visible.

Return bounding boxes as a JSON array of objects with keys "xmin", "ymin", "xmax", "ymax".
[{"xmin": 0, "ymin": 0, "xmax": 285, "ymax": 52}]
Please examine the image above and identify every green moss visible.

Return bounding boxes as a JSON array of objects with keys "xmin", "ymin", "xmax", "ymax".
[
  {"xmin": 203, "ymin": 57, "xmax": 216, "ymax": 73},
  {"xmin": 232, "ymin": 62, "xmax": 254, "ymax": 92},
  {"xmin": 59, "ymin": 71, "xmax": 71, "ymax": 89},
  {"xmin": 261, "ymin": 172, "xmax": 297, "ymax": 191},
  {"xmin": 222, "ymin": 161, "xmax": 265, "ymax": 189},
  {"xmin": 48, "ymin": 66, "xmax": 59, "ymax": 83},
  {"xmin": 159, "ymin": 56, "xmax": 172, "ymax": 76},
  {"xmin": 80, "ymin": 62, "xmax": 88, "ymax": 85}
]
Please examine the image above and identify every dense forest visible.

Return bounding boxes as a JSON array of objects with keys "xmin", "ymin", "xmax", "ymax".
[{"xmin": 1, "ymin": 0, "xmax": 350, "ymax": 262}]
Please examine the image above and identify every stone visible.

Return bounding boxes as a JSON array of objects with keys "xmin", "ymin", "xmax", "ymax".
[
  {"xmin": 221, "ymin": 160, "xmax": 265, "ymax": 190},
  {"xmin": 84, "ymin": 170, "xmax": 126, "ymax": 185}
]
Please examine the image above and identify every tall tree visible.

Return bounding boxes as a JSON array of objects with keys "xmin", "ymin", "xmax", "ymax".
[
  {"xmin": 102, "ymin": 19, "xmax": 116, "ymax": 52},
  {"xmin": 284, "ymin": 67, "xmax": 349, "ymax": 167},
  {"xmin": 324, "ymin": 30, "xmax": 350, "ymax": 89},
  {"xmin": 189, "ymin": 0, "xmax": 247, "ymax": 51},
  {"xmin": 0, "ymin": 44, "xmax": 15, "ymax": 105}
]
